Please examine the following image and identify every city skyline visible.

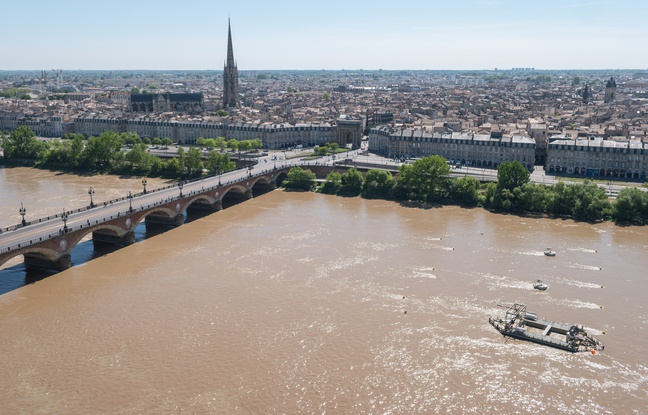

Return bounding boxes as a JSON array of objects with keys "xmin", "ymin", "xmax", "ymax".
[{"xmin": 2, "ymin": 0, "xmax": 647, "ymax": 71}]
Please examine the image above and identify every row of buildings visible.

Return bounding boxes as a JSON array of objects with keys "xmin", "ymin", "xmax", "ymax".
[
  {"xmin": 369, "ymin": 126, "xmax": 536, "ymax": 171},
  {"xmin": 0, "ymin": 110, "xmax": 364, "ymax": 150},
  {"xmin": 369, "ymin": 125, "xmax": 648, "ymax": 179},
  {"xmin": 2, "ymin": 21, "xmax": 648, "ymax": 180}
]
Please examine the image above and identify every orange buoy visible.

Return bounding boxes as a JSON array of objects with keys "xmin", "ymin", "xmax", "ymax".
[{"xmin": 591, "ymin": 350, "xmax": 596, "ymax": 354}]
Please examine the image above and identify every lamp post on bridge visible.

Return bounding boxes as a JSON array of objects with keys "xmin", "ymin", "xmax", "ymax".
[
  {"xmin": 248, "ymin": 165, "xmax": 253, "ymax": 177},
  {"xmin": 61, "ymin": 209, "xmax": 69, "ymax": 233},
  {"xmin": 19, "ymin": 202, "xmax": 27, "ymax": 226},
  {"xmin": 88, "ymin": 187, "xmax": 95, "ymax": 208},
  {"xmin": 127, "ymin": 191, "xmax": 133, "ymax": 213},
  {"xmin": 179, "ymin": 182, "xmax": 184, "ymax": 197},
  {"xmin": 217, "ymin": 167, "xmax": 222, "ymax": 186},
  {"xmin": 142, "ymin": 178, "xmax": 148, "ymax": 194}
]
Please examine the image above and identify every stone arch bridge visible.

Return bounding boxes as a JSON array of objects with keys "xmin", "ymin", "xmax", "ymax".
[{"xmin": 0, "ymin": 167, "xmax": 289, "ymax": 272}]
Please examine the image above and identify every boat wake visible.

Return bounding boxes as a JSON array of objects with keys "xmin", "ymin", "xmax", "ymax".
[
  {"xmin": 558, "ymin": 278, "xmax": 603, "ymax": 289},
  {"xmin": 568, "ymin": 263, "xmax": 602, "ymax": 271},
  {"xmin": 559, "ymin": 299, "xmax": 602, "ymax": 309},
  {"xmin": 567, "ymin": 247, "xmax": 597, "ymax": 253},
  {"xmin": 410, "ymin": 270, "xmax": 437, "ymax": 279}
]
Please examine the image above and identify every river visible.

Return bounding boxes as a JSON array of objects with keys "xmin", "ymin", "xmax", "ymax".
[{"xmin": 0, "ymin": 167, "xmax": 647, "ymax": 414}]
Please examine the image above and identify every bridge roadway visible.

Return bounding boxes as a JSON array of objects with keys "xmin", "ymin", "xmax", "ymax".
[{"xmin": 0, "ymin": 162, "xmax": 296, "ymax": 271}]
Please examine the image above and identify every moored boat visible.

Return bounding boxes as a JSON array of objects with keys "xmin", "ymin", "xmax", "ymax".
[
  {"xmin": 533, "ymin": 279, "xmax": 548, "ymax": 290},
  {"xmin": 489, "ymin": 303, "xmax": 604, "ymax": 353}
]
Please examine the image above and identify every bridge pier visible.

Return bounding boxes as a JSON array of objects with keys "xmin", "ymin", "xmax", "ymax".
[
  {"xmin": 145, "ymin": 213, "xmax": 185, "ymax": 227},
  {"xmin": 92, "ymin": 230, "xmax": 136, "ymax": 247},
  {"xmin": 24, "ymin": 253, "xmax": 72, "ymax": 271},
  {"xmin": 187, "ymin": 200, "xmax": 222, "ymax": 212},
  {"xmin": 245, "ymin": 189, "xmax": 253, "ymax": 199},
  {"xmin": 269, "ymin": 181, "xmax": 277, "ymax": 190}
]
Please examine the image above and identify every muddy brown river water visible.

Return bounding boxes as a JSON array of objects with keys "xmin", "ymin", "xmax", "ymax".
[{"xmin": 0, "ymin": 167, "xmax": 647, "ymax": 414}]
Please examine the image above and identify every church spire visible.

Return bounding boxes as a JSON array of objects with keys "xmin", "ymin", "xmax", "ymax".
[
  {"xmin": 226, "ymin": 18, "xmax": 236, "ymax": 68},
  {"xmin": 223, "ymin": 18, "xmax": 240, "ymax": 108}
]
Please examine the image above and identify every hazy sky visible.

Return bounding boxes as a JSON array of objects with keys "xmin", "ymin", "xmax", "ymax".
[{"xmin": 2, "ymin": 0, "xmax": 646, "ymax": 71}]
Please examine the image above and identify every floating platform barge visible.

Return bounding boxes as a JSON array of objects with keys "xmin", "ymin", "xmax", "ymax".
[{"xmin": 489, "ymin": 303, "xmax": 604, "ymax": 353}]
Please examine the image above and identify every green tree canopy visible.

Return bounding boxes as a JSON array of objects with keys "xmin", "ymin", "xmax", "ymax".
[
  {"xmin": 82, "ymin": 130, "xmax": 124, "ymax": 169},
  {"xmin": 186, "ymin": 147, "xmax": 204, "ymax": 177},
  {"xmin": 203, "ymin": 138, "xmax": 216, "ymax": 150},
  {"xmin": 449, "ymin": 176, "xmax": 481, "ymax": 205},
  {"xmin": 362, "ymin": 169, "xmax": 393, "ymax": 199},
  {"xmin": 314, "ymin": 146, "xmax": 328, "ymax": 156},
  {"xmin": 285, "ymin": 167, "xmax": 316, "ymax": 191},
  {"xmin": 613, "ymin": 187, "xmax": 648, "ymax": 224},
  {"xmin": 1, "ymin": 126, "xmax": 48, "ymax": 161},
  {"xmin": 238, "ymin": 140, "xmax": 253, "ymax": 152},
  {"xmin": 206, "ymin": 151, "xmax": 235, "ymax": 175},
  {"xmin": 550, "ymin": 180, "xmax": 611, "ymax": 221},
  {"xmin": 177, "ymin": 147, "xmax": 186, "ymax": 174},
  {"xmin": 339, "ymin": 168, "xmax": 364, "ymax": 196},
  {"xmin": 122, "ymin": 132, "xmax": 142, "ymax": 146},
  {"xmin": 125, "ymin": 143, "xmax": 155, "ymax": 173},
  {"xmin": 320, "ymin": 171, "xmax": 342, "ymax": 194},
  {"xmin": 215, "ymin": 137, "xmax": 227, "ymax": 151},
  {"xmin": 164, "ymin": 157, "xmax": 183, "ymax": 177},
  {"xmin": 395, "ymin": 155, "xmax": 451, "ymax": 202},
  {"xmin": 497, "ymin": 161, "xmax": 530, "ymax": 192}
]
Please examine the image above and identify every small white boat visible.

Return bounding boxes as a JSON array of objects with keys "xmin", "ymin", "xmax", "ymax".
[
  {"xmin": 544, "ymin": 248, "xmax": 556, "ymax": 257},
  {"xmin": 533, "ymin": 279, "xmax": 549, "ymax": 291}
]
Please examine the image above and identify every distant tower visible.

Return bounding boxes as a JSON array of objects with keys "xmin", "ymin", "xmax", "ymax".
[
  {"xmin": 582, "ymin": 83, "xmax": 590, "ymax": 104},
  {"xmin": 223, "ymin": 19, "xmax": 240, "ymax": 109},
  {"xmin": 604, "ymin": 77, "xmax": 616, "ymax": 103}
]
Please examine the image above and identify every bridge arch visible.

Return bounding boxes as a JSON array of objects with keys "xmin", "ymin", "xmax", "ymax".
[
  {"xmin": 0, "ymin": 246, "xmax": 61, "ymax": 270},
  {"xmin": 1, "ymin": 167, "xmax": 291, "ymax": 273}
]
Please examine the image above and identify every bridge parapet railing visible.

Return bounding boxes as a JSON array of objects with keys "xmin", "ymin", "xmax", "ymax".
[
  {"xmin": 0, "ymin": 193, "xmax": 189, "ymax": 254},
  {"xmin": 1, "ymin": 166, "xmax": 293, "ymax": 246},
  {"xmin": 0, "ymin": 178, "xmax": 184, "ymax": 234}
]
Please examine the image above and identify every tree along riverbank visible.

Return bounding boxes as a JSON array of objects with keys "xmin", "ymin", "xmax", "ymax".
[
  {"xmin": 284, "ymin": 156, "xmax": 648, "ymax": 225},
  {"xmin": 0, "ymin": 126, "xmax": 254, "ymax": 180},
  {"xmin": 3, "ymin": 126, "xmax": 647, "ymax": 225}
]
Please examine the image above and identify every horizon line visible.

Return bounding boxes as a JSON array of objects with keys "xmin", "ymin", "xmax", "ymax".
[{"xmin": 1, "ymin": 68, "xmax": 645, "ymax": 72}]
